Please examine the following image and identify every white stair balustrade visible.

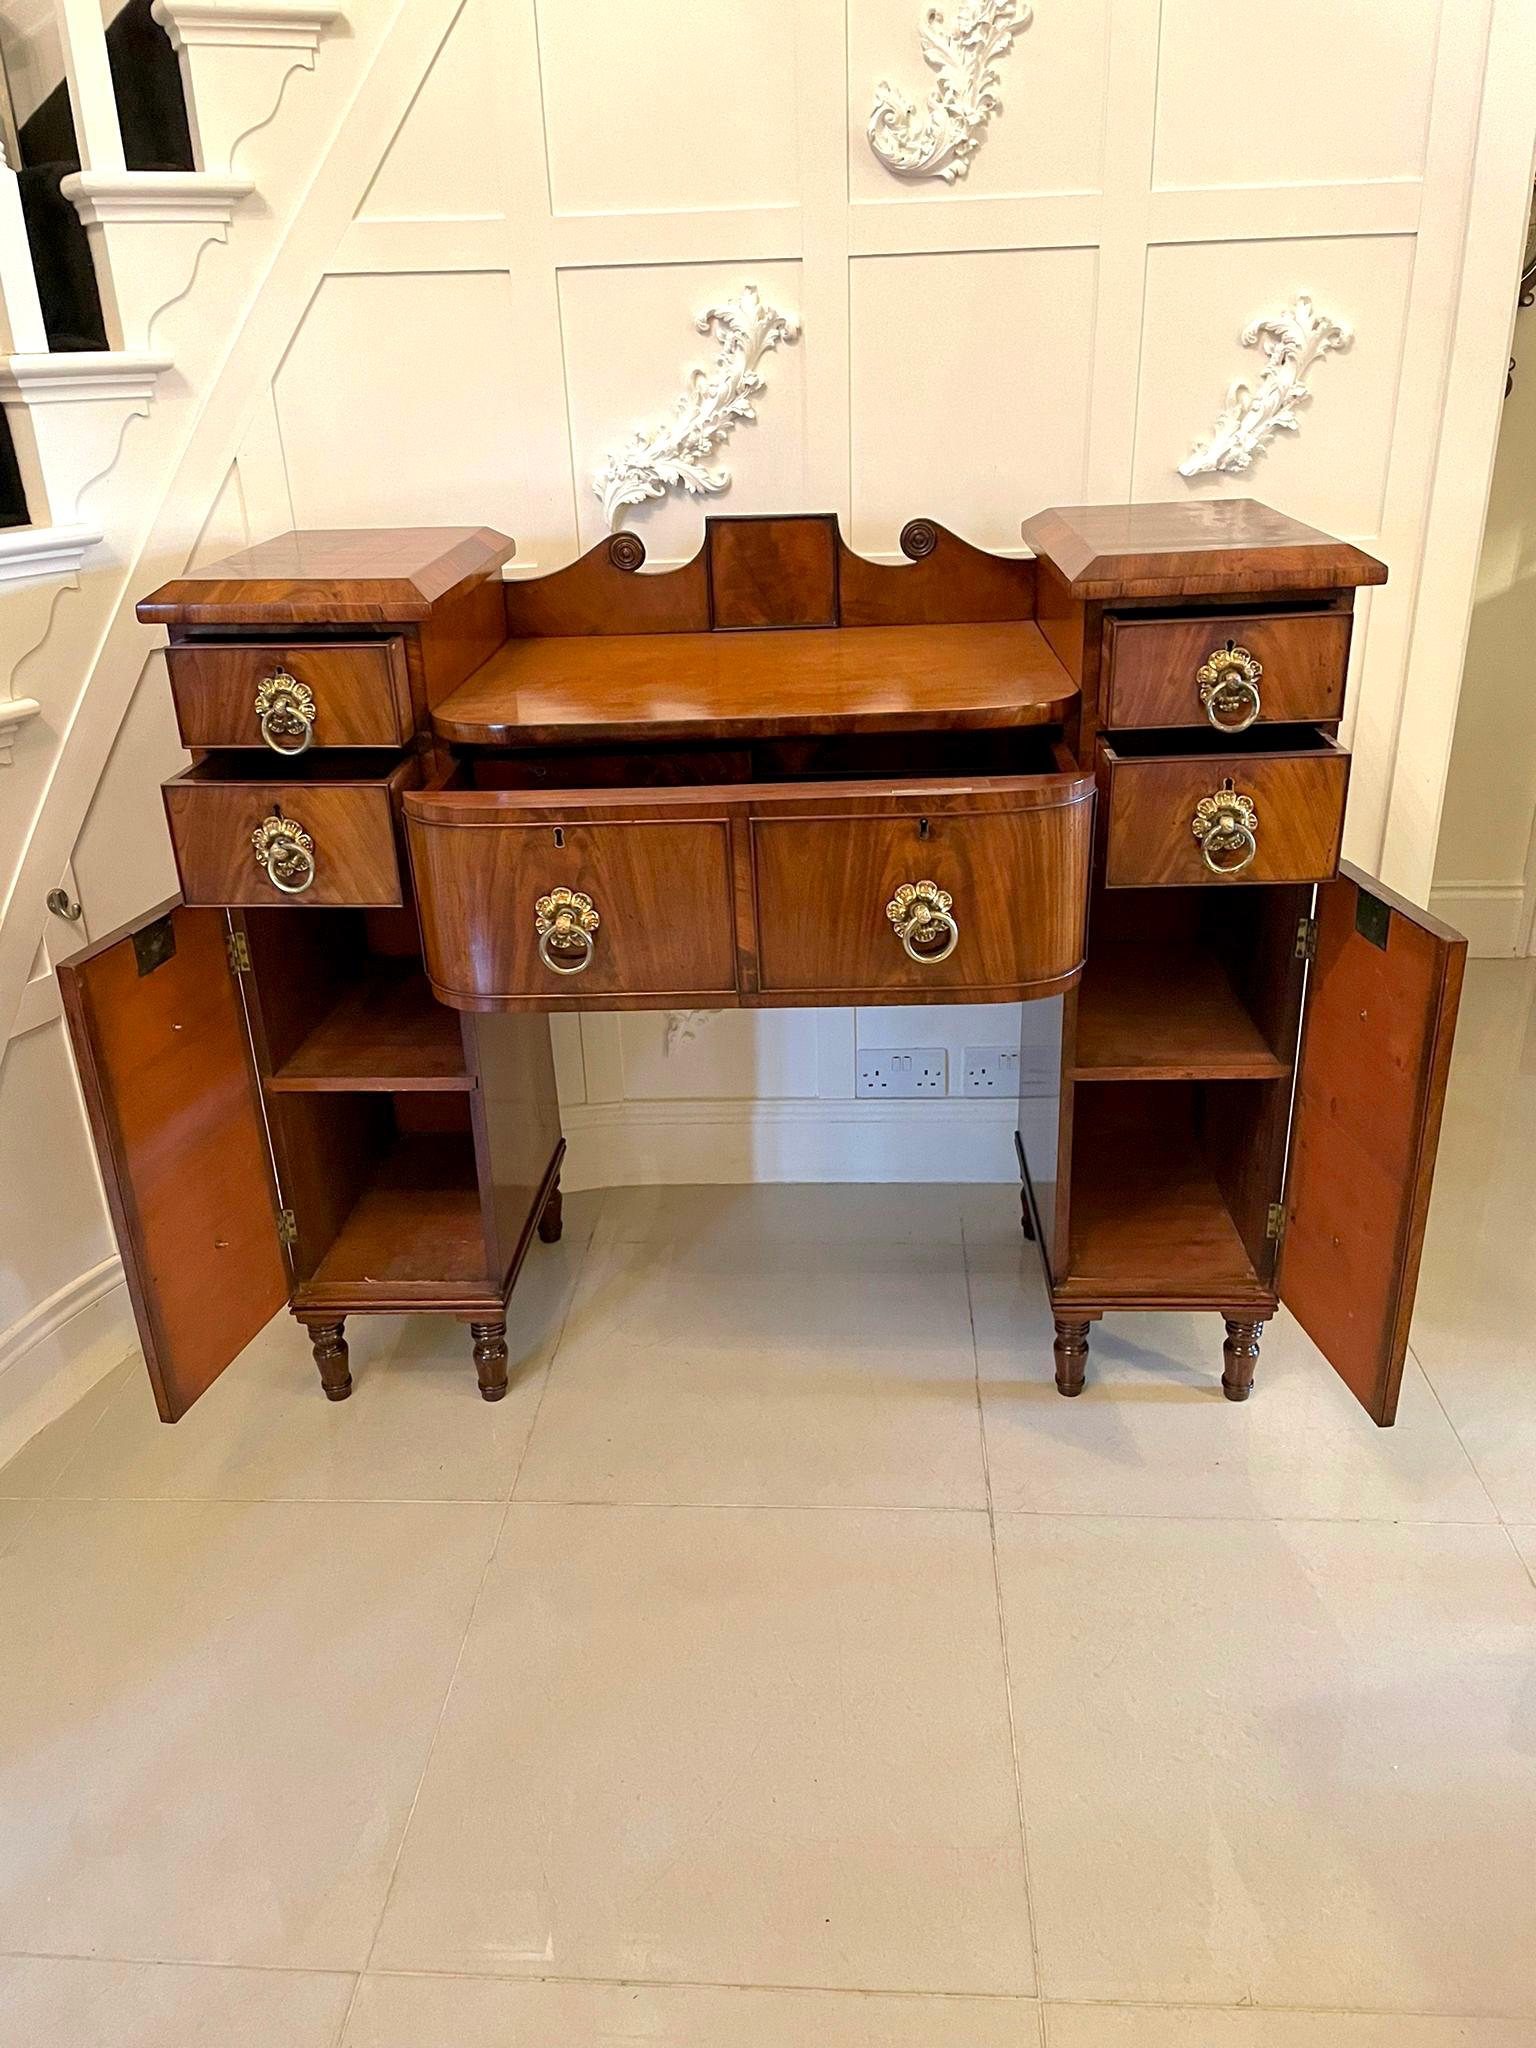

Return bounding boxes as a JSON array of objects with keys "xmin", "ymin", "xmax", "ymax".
[{"xmin": 153, "ymin": 0, "xmax": 344, "ymax": 176}]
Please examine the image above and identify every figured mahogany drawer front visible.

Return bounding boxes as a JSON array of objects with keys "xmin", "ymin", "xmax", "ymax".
[
  {"xmin": 406, "ymin": 807, "xmax": 738, "ymax": 1006},
  {"xmin": 752, "ymin": 784, "xmax": 1093, "ymax": 996},
  {"xmin": 1098, "ymin": 733, "xmax": 1349, "ymax": 888},
  {"xmin": 162, "ymin": 757, "xmax": 418, "ymax": 907},
  {"xmin": 1103, "ymin": 612, "xmax": 1350, "ymax": 732},
  {"xmin": 165, "ymin": 639, "xmax": 412, "ymax": 753}
]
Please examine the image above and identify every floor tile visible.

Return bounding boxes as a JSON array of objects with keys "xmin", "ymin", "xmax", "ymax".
[
  {"xmin": 54, "ymin": 1206, "xmax": 594, "ymax": 1503},
  {"xmin": 0, "ymin": 1496, "xmax": 38, "ymax": 1556},
  {"xmin": 969, "ymin": 1246, "xmax": 1494, "ymax": 1522},
  {"xmin": 995, "ymin": 1515, "xmax": 1536, "ymax": 2013},
  {"xmin": 0, "ymin": 1956, "xmax": 356, "ymax": 2048},
  {"xmin": 0, "ymin": 1359, "xmax": 133, "ymax": 1497},
  {"xmin": 372, "ymin": 1503, "xmax": 1032, "ymax": 1995},
  {"xmin": 346, "ymin": 1973, "xmax": 1042, "ymax": 2045},
  {"xmin": 518, "ymin": 1229, "xmax": 986, "ymax": 1507},
  {"xmin": 1404, "ymin": 961, "xmax": 1536, "ymax": 1521},
  {"xmin": 597, "ymin": 1181, "xmax": 966, "ymax": 1249},
  {"xmin": 1045, "ymin": 2008, "xmax": 1536, "ymax": 2046},
  {"xmin": 1510, "ymin": 1526, "xmax": 1536, "ymax": 1582},
  {"xmin": 0, "ymin": 1497, "xmax": 501, "ymax": 1967}
]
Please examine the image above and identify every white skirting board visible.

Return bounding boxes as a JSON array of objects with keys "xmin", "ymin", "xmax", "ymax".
[
  {"xmin": 0, "ymin": 1260, "xmax": 136, "ymax": 1471},
  {"xmin": 1429, "ymin": 883, "xmax": 1529, "ymax": 958},
  {"xmin": 560, "ymin": 1096, "xmax": 1052, "ymax": 1189}
]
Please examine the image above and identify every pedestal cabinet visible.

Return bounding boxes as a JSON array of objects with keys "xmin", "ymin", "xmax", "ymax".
[{"xmin": 58, "ymin": 505, "xmax": 1463, "ymax": 1424}]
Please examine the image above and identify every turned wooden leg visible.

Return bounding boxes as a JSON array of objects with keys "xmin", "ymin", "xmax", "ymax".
[
  {"xmin": 1019, "ymin": 1186, "xmax": 1036, "ymax": 1241},
  {"xmin": 1053, "ymin": 1318, "xmax": 1091, "ymax": 1397},
  {"xmin": 537, "ymin": 1179, "xmax": 564, "ymax": 1244},
  {"xmin": 302, "ymin": 1318, "xmax": 351, "ymax": 1401},
  {"xmin": 1221, "ymin": 1316, "xmax": 1265, "ymax": 1402},
  {"xmin": 470, "ymin": 1320, "xmax": 509, "ymax": 1402}
]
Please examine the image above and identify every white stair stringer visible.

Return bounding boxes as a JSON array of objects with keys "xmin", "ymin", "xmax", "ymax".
[
  {"xmin": 154, "ymin": 0, "xmax": 346, "ymax": 176},
  {"xmin": 0, "ymin": 353, "xmax": 172, "ymax": 525},
  {"xmin": 0, "ymin": 0, "xmax": 454, "ymax": 1064},
  {"xmin": 61, "ymin": 172, "xmax": 255, "ymax": 349}
]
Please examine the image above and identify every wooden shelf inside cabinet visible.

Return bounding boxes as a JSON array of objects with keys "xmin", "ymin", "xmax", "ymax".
[
  {"xmin": 1060, "ymin": 1094, "xmax": 1269, "ymax": 1309},
  {"xmin": 431, "ymin": 621, "xmax": 1078, "ymax": 747},
  {"xmin": 1071, "ymin": 946, "xmax": 1289, "ymax": 1082},
  {"xmin": 300, "ymin": 1134, "xmax": 485, "ymax": 1295},
  {"xmin": 266, "ymin": 969, "xmax": 470, "ymax": 1093}
]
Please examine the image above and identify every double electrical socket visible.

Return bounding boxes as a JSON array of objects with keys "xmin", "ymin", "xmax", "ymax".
[{"xmin": 855, "ymin": 1047, "xmax": 1024, "ymax": 1098}]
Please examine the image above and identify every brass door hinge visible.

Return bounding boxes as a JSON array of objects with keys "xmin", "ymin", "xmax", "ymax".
[
  {"xmin": 1266, "ymin": 1202, "xmax": 1286, "ymax": 1242},
  {"xmin": 1294, "ymin": 915, "xmax": 1317, "ymax": 962},
  {"xmin": 276, "ymin": 1207, "xmax": 298, "ymax": 1248},
  {"xmin": 226, "ymin": 930, "xmax": 252, "ymax": 973}
]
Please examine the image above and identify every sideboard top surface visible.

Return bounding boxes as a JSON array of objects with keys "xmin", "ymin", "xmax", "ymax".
[
  {"xmin": 139, "ymin": 526, "xmax": 516, "ymax": 627},
  {"xmin": 1021, "ymin": 499, "xmax": 1389, "ymax": 602},
  {"xmin": 432, "ymin": 619, "xmax": 1077, "ymax": 747}
]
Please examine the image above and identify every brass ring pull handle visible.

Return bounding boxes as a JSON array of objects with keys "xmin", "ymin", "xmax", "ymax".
[
  {"xmin": 536, "ymin": 887, "xmax": 600, "ymax": 975},
  {"xmin": 251, "ymin": 812, "xmax": 317, "ymax": 895},
  {"xmin": 1196, "ymin": 645, "xmax": 1263, "ymax": 733},
  {"xmin": 254, "ymin": 670, "xmax": 317, "ymax": 756},
  {"xmin": 1191, "ymin": 779, "xmax": 1259, "ymax": 877},
  {"xmin": 886, "ymin": 880, "xmax": 959, "ymax": 963},
  {"xmin": 252, "ymin": 806, "xmax": 315, "ymax": 888}
]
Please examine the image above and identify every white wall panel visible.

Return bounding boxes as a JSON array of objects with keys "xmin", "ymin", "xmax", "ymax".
[
  {"xmin": 849, "ymin": 246, "xmax": 1096, "ymax": 553},
  {"xmin": 847, "ymin": 0, "xmax": 1111, "ymax": 203},
  {"xmin": 1133, "ymin": 235, "xmax": 1416, "ymax": 537},
  {"xmin": 0, "ymin": 1022, "xmax": 113, "ymax": 1330},
  {"xmin": 357, "ymin": 0, "xmax": 506, "ymax": 222},
  {"xmin": 558, "ymin": 258, "xmax": 809, "ymax": 558},
  {"xmin": 71, "ymin": 658, "xmax": 187, "ymax": 942},
  {"xmin": 537, "ymin": 0, "xmax": 802, "ymax": 218},
  {"xmin": 1153, "ymin": 0, "xmax": 1442, "ymax": 191},
  {"xmin": 274, "ymin": 271, "xmax": 531, "ymax": 532},
  {"xmin": 617, "ymin": 1010, "xmax": 822, "ymax": 1102}
]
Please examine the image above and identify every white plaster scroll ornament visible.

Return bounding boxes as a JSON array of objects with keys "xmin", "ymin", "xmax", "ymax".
[
  {"xmin": 593, "ymin": 286, "xmax": 801, "ymax": 530},
  {"xmin": 867, "ymin": 0, "xmax": 1030, "ymax": 183},
  {"xmin": 1181, "ymin": 295, "xmax": 1352, "ymax": 478}
]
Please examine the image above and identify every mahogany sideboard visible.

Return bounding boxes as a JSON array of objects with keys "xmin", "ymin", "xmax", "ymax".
[{"xmin": 57, "ymin": 503, "xmax": 1465, "ymax": 1426}]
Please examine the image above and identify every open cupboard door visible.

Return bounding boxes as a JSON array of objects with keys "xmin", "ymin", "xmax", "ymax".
[
  {"xmin": 58, "ymin": 901, "xmax": 290, "ymax": 1422},
  {"xmin": 1279, "ymin": 863, "xmax": 1466, "ymax": 1425}
]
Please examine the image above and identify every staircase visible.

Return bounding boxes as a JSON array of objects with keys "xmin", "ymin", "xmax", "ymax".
[{"xmin": 0, "ymin": 0, "xmax": 345, "ymax": 1047}]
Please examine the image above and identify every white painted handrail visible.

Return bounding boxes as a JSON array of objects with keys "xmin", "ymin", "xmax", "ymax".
[
  {"xmin": 53, "ymin": 0, "xmax": 127, "ymax": 174},
  {"xmin": 0, "ymin": 143, "xmax": 48, "ymax": 355}
]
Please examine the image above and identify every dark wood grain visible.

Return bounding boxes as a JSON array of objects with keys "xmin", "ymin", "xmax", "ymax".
[
  {"xmin": 162, "ymin": 754, "xmax": 420, "ymax": 908},
  {"xmin": 267, "ymin": 967, "xmax": 470, "ymax": 1091},
  {"xmin": 1071, "ymin": 946, "xmax": 1289, "ymax": 1080},
  {"xmin": 1280, "ymin": 862, "xmax": 1466, "ymax": 1425},
  {"xmin": 433, "ymin": 621, "xmax": 1077, "ymax": 746},
  {"xmin": 139, "ymin": 527, "xmax": 515, "ymax": 627},
  {"xmin": 1098, "ymin": 730, "xmax": 1349, "ymax": 889},
  {"xmin": 292, "ymin": 1131, "xmax": 497, "ymax": 1309},
  {"xmin": 751, "ymin": 781, "xmax": 1092, "ymax": 998},
  {"xmin": 1021, "ymin": 499, "xmax": 1387, "ymax": 601},
  {"xmin": 1103, "ymin": 610, "xmax": 1352, "ymax": 729},
  {"xmin": 504, "ymin": 532, "xmax": 712, "ymax": 638},
  {"xmin": 166, "ymin": 638, "xmax": 412, "ymax": 750},
  {"xmin": 838, "ymin": 521, "xmax": 1035, "ymax": 625},
  {"xmin": 57, "ymin": 902, "xmax": 288, "ymax": 1423},
  {"xmin": 709, "ymin": 514, "xmax": 838, "ymax": 628},
  {"xmin": 467, "ymin": 1013, "xmax": 564, "ymax": 1282}
]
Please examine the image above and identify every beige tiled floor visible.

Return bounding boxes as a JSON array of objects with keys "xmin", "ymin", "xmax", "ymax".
[{"xmin": 2, "ymin": 960, "xmax": 1535, "ymax": 2045}]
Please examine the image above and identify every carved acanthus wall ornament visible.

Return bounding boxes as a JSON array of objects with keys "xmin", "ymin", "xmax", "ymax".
[
  {"xmin": 1181, "ymin": 295, "xmax": 1352, "ymax": 478},
  {"xmin": 663, "ymin": 1010, "xmax": 719, "ymax": 1055},
  {"xmin": 867, "ymin": 0, "xmax": 1030, "ymax": 183},
  {"xmin": 594, "ymin": 286, "xmax": 801, "ymax": 529}
]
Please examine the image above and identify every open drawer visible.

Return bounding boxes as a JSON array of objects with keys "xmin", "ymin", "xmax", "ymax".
[
  {"xmin": 1097, "ymin": 724, "xmax": 1349, "ymax": 888},
  {"xmin": 404, "ymin": 732, "xmax": 1095, "ymax": 1009}
]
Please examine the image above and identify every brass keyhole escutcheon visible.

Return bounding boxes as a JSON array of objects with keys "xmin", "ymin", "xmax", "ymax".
[
  {"xmin": 536, "ymin": 887, "xmax": 599, "ymax": 974},
  {"xmin": 251, "ymin": 811, "xmax": 317, "ymax": 894},
  {"xmin": 886, "ymin": 880, "xmax": 959, "ymax": 964},
  {"xmin": 1196, "ymin": 644, "xmax": 1263, "ymax": 733},
  {"xmin": 254, "ymin": 670, "xmax": 317, "ymax": 756},
  {"xmin": 1191, "ymin": 779, "xmax": 1259, "ymax": 877}
]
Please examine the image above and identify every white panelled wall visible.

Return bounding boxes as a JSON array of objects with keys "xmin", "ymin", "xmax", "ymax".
[{"xmin": 2, "ymin": 0, "xmax": 1533, "ymax": 1449}]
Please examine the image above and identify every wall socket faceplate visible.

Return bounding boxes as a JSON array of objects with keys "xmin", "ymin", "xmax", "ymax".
[
  {"xmin": 856, "ymin": 1049, "xmax": 948, "ymax": 1097},
  {"xmin": 963, "ymin": 1047, "xmax": 1022, "ymax": 1095}
]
